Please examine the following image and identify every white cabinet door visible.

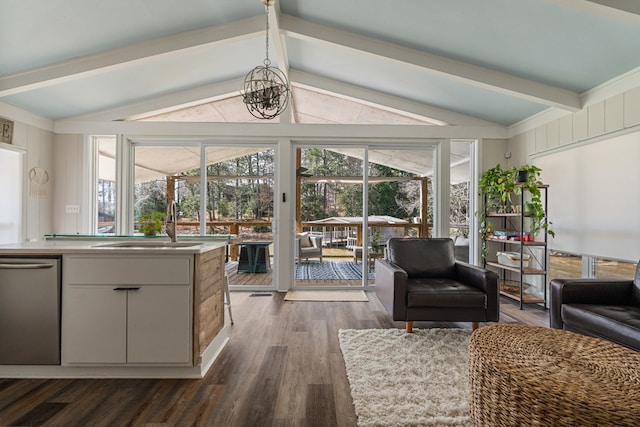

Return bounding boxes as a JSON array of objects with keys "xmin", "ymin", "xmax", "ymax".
[
  {"xmin": 63, "ymin": 255, "xmax": 193, "ymax": 365},
  {"xmin": 127, "ymin": 286, "xmax": 192, "ymax": 364},
  {"xmin": 62, "ymin": 286, "xmax": 127, "ymax": 364}
]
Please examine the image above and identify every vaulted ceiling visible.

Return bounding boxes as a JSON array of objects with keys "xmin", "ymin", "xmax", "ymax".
[{"xmin": 3, "ymin": 0, "xmax": 640, "ymax": 129}]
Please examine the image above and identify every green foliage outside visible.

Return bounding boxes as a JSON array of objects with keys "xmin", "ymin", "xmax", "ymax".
[
  {"xmin": 138, "ymin": 211, "xmax": 166, "ymax": 236},
  {"xmin": 299, "ymin": 148, "xmax": 423, "ymax": 221},
  {"xmin": 130, "ymin": 148, "xmax": 468, "ymax": 236}
]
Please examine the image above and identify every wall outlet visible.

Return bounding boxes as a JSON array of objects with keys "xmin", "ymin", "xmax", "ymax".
[{"xmin": 66, "ymin": 204, "xmax": 80, "ymax": 214}]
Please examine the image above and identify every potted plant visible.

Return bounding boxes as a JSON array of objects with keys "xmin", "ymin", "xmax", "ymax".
[
  {"xmin": 513, "ymin": 164, "xmax": 555, "ymax": 239},
  {"xmin": 478, "ymin": 164, "xmax": 516, "ymax": 214},
  {"xmin": 138, "ymin": 211, "xmax": 166, "ymax": 236},
  {"xmin": 370, "ymin": 231, "xmax": 382, "ymax": 253},
  {"xmin": 477, "ymin": 164, "xmax": 514, "ymax": 259}
]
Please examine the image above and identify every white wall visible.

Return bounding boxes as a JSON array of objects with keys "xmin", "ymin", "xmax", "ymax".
[
  {"xmin": 11, "ymin": 120, "xmax": 55, "ymax": 241},
  {"xmin": 480, "ymin": 138, "xmax": 508, "ymax": 171},
  {"xmin": 508, "ymin": 86, "xmax": 640, "ymax": 262},
  {"xmin": 53, "ymin": 134, "xmax": 86, "ymax": 234},
  {"xmin": 0, "ymin": 145, "xmax": 24, "ymax": 243}
]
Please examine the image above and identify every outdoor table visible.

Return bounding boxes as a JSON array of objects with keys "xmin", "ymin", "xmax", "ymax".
[
  {"xmin": 353, "ymin": 246, "xmax": 385, "ymax": 271},
  {"xmin": 237, "ymin": 241, "xmax": 271, "ymax": 273}
]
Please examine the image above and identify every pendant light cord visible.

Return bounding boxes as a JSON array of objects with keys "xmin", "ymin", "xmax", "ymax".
[{"xmin": 264, "ymin": 3, "xmax": 271, "ymax": 67}]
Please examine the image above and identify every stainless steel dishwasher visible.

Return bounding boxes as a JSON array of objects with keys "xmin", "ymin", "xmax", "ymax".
[{"xmin": 0, "ymin": 256, "xmax": 61, "ymax": 365}]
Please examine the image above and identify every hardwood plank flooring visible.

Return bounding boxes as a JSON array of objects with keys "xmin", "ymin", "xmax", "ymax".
[{"xmin": 0, "ymin": 293, "xmax": 548, "ymax": 427}]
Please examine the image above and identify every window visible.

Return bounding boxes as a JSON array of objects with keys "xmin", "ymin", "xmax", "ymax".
[{"xmin": 96, "ymin": 136, "xmax": 116, "ymax": 234}]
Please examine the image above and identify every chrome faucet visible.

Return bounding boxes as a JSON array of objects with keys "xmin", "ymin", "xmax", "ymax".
[{"xmin": 166, "ymin": 200, "xmax": 178, "ymax": 243}]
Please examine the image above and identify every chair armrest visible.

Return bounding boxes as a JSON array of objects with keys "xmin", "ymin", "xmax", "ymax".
[
  {"xmin": 455, "ymin": 262, "xmax": 499, "ymax": 320},
  {"xmin": 549, "ymin": 279, "xmax": 635, "ymax": 329},
  {"xmin": 375, "ymin": 259, "xmax": 408, "ymax": 320},
  {"xmin": 454, "ymin": 262, "xmax": 498, "ymax": 293}
]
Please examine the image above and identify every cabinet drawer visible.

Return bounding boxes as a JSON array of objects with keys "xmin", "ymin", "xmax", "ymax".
[{"xmin": 64, "ymin": 255, "xmax": 191, "ymax": 285}]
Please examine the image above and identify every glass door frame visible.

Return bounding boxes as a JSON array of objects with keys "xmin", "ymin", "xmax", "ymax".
[
  {"xmin": 119, "ymin": 137, "xmax": 279, "ymax": 292},
  {"xmin": 291, "ymin": 140, "xmax": 441, "ymax": 291},
  {"xmin": 103, "ymin": 136, "xmax": 474, "ymax": 293},
  {"xmin": 292, "ymin": 143, "xmax": 367, "ymax": 290},
  {"xmin": 202, "ymin": 141, "xmax": 278, "ymax": 292}
]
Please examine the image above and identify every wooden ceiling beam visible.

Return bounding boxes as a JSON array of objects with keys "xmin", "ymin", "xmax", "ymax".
[
  {"xmin": 0, "ymin": 16, "xmax": 264, "ymax": 97},
  {"xmin": 291, "ymin": 70, "xmax": 499, "ymax": 127},
  {"xmin": 281, "ymin": 15, "xmax": 582, "ymax": 112},
  {"xmin": 549, "ymin": 0, "xmax": 640, "ymax": 25}
]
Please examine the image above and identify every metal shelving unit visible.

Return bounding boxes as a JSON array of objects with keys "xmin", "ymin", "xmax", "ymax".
[{"xmin": 484, "ymin": 186, "xmax": 549, "ymax": 309}]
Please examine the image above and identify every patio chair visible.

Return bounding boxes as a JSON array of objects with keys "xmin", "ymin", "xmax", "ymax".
[{"xmin": 295, "ymin": 232, "xmax": 323, "ymax": 263}]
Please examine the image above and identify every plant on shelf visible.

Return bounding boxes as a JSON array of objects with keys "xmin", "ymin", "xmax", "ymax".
[
  {"xmin": 370, "ymin": 231, "xmax": 382, "ymax": 253},
  {"xmin": 478, "ymin": 163, "xmax": 516, "ymax": 214},
  {"xmin": 138, "ymin": 211, "xmax": 166, "ymax": 236},
  {"xmin": 513, "ymin": 164, "xmax": 555, "ymax": 239},
  {"xmin": 477, "ymin": 164, "xmax": 513, "ymax": 259},
  {"xmin": 477, "ymin": 164, "xmax": 555, "ymax": 260}
]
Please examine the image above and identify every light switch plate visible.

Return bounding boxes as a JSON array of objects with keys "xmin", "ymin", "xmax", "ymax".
[{"xmin": 66, "ymin": 204, "xmax": 80, "ymax": 214}]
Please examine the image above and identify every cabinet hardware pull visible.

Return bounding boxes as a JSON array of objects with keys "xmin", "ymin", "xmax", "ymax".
[
  {"xmin": 113, "ymin": 287, "xmax": 141, "ymax": 291},
  {"xmin": 0, "ymin": 263, "xmax": 54, "ymax": 269}
]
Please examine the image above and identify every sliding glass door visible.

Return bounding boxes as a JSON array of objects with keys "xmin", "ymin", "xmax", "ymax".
[
  {"xmin": 293, "ymin": 144, "xmax": 435, "ymax": 289},
  {"xmin": 129, "ymin": 142, "xmax": 276, "ymax": 291},
  {"xmin": 98, "ymin": 137, "xmax": 464, "ymax": 293},
  {"xmin": 450, "ymin": 140, "xmax": 473, "ymax": 263},
  {"xmin": 365, "ymin": 147, "xmax": 434, "ymax": 285},
  {"xmin": 294, "ymin": 147, "xmax": 365, "ymax": 288},
  {"xmin": 205, "ymin": 145, "xmax": 275, "ymax": 290},
  {"xmin": 132, "ymin": 144, "xmax": 202, "ymax": 236}
]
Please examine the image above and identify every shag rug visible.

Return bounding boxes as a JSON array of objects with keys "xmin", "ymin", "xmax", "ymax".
[
  {"xmin": 295, "ymin": 261, "xmax": 373, "ymax": 280},
  {"xmin": 338, "ymin": 328, "xmax": 472, "ymax": 427}
]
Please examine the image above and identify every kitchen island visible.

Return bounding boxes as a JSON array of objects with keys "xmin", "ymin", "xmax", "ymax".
[{"xmin": 0, "ymin": 237, "xmax": 233, "ymax": 379}]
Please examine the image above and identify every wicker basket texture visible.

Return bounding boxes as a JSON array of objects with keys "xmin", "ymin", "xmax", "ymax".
[{"xmin": 469, "ymin": 324, "xmax": 640, "ymax": 426}]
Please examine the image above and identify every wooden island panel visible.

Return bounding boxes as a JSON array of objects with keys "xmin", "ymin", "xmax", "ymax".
[{"xmin": 193, "ymin": 246, "xmax": 225, "ymax": 364}]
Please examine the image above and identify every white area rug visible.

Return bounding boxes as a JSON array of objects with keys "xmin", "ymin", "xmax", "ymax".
[
  {"xmin": 339, "ymin": 328, "xmax": 472, "ymax": 427},
  {"xmin": 284, "ymin": 290, "xmax": 369, "ymax": 302}
]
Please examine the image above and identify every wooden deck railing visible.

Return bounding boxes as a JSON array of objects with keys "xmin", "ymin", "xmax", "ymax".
[{"xmin": 102, "ymin": 219, "xmax": 436, "ymax": 260}]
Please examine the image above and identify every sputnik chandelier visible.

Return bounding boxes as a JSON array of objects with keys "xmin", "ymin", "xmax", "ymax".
[{"xmin": 241, "ymin": 0, "xmax": 290, "ymax": 119}]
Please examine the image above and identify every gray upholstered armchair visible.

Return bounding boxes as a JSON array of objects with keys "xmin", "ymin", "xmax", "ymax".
[
  {"xmin": 375, "ymin": 237, "xmax": 499, "ymax": 332},
  {"xmin": 295, "ymin": 232, "xmax": 323, "ymax": 263}
]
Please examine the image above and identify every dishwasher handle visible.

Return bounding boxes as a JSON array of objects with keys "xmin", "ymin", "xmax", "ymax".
[{"xmin": 0, "ymin": 263, "xmax": 55, "ymax": 269}]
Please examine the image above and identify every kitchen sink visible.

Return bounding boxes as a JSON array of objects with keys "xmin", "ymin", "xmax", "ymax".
[{"xmin": 95, "ymin": 241, "xmax": 203, "ymax": 248}]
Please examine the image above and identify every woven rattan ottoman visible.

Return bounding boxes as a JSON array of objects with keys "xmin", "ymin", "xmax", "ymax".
[{"xmin": 468, "ymin": 324, "xmax": 640, "ymax": 426}]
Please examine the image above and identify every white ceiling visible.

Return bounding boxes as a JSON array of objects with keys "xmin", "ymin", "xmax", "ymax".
[{"xmin": 3, "ymin": 0, "xmax": 640, "ymax": 127}]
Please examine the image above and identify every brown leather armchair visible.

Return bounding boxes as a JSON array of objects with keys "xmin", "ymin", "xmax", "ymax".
[
  {"xmin": 375, "ymin": 238, "xmax": 499, "ymax": 332},
  {"xmin": 550, "ymin": 261, "xmax": 640, "ymax": 351}
]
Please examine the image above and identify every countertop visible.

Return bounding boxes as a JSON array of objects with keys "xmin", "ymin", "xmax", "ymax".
[{"xmin": 0, "ymin": 238, "xmax": 230, "ymax": 256}]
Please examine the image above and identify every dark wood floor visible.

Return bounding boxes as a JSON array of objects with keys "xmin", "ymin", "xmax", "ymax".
[{"xmin": 0, "ymin": 292, "xmax": 548, "ymax": 427}]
